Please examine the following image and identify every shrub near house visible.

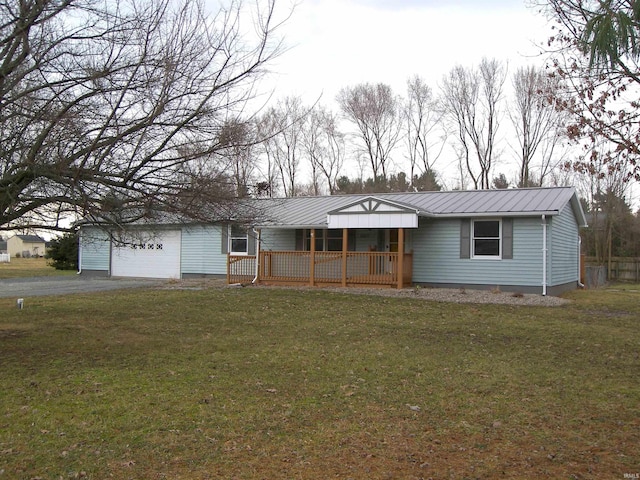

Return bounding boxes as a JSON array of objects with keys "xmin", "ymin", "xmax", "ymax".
[{"xmin": 46, "ymin": 232, "xmax": 79, "ymax": 270}]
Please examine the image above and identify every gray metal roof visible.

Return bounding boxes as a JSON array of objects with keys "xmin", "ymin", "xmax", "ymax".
[
  {"xmin": 327, "ymin": 197, "xmax": 420, "ymax": 215},
  {"xmin": 256, "ymin": 187, "xmax": 587, "ymax": 228},
  {"xmin": 14, "ymin": 235, "xmax": 46, "ymax": 243}
]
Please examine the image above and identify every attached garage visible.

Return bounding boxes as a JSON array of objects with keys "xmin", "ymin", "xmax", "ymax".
[{"xmin": 111, "ymin": 230, "xmax": 181, "ymax": 279}]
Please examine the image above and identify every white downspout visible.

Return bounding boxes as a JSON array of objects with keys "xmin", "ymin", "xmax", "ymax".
[
  {"xmin": 542, "ymin": 215, "xmax": 547, "ymax": 296},
  {"xmin": 251, "ymin": 228, "xmax": 261, "ymax": 284},
  {"xmin": 77, "ymin": 229, "xmax": 83, "ymax": 275},
  {"xmin": 578, "ymin": 235, "xmax": 585, "ymax": 288}
]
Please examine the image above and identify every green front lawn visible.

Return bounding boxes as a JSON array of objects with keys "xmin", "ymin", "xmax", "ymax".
[
  {"xmin": 0, "ymin": 285, "xmax": 638, "ymax": 479},
  {"xmin": 0, "ymin": 257, "xmax": 75, "ymax": 279}
]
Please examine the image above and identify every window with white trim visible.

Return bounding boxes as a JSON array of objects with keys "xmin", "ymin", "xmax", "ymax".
[
  {"xmin": 229, "ymin": 225, "xmax": 248, "ymax": 255},
  {"xmin": 472, "ymin": 219, "xmax": 501, "ymax": 258}
]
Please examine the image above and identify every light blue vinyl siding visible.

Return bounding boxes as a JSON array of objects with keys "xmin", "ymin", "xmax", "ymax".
[
  {"xmin": 80, "ymin": 228, "xmax": 110, "ymax": 271},
  {"xmin": 354, "ymin": 229, "xmax": 379, "ymax": 251},
  {"xmin": 549, "ymin": 204, "xmax": 579, "ymax": 286},
  {"xmin": 181, "ymin": 225, "xmax": 227, "ymax": 275},
  {"xmin": 261, "ymin": 228, "xmax": 296, "ymax": 251},
  {"xmin": 412, "ymin": 217, "xmax": 545, "ymax": 288}
]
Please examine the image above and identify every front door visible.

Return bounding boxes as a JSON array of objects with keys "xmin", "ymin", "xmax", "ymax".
[
  {"xmin": 386, "ymin": 229, "xmax": 399, "ymax": 253},
  {"xmin": 385, "ymin": 229, "xmax": 399, "ymax": 274}
]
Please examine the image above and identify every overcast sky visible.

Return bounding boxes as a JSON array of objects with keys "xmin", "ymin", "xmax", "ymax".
[
  {"xmin": 256, "ymin": 0, "xmax": 560, "ymax": 190},
  {"xmin": 269, "ymin": 0, "xmax": 553, "ymax": 105}
]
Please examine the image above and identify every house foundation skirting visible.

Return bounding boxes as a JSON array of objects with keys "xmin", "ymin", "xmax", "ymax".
[
  {"xmin": 414, "ymin": 281, "xmax": 578, "ymax": 297},
  {"xmin": 182, "ymin": 273, "xmax": 227, "ymax": 280},
  {"xmin": 79, "ymin": 269, "xmax": 110, "ymax": 277}
]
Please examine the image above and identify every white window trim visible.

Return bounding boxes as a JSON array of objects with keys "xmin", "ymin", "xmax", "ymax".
[
  {"xmin": 471, "ymin": 218, "xmax": 502, "ymax": 259},
  {"xmin": 229, "ymin": 225, "xmax": 248, "ymax": 255}
]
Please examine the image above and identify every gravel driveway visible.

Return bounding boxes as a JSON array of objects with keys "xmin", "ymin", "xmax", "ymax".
[{"xmin": 0, "ymin": 276, "xmax": 164, "ymax": 298}]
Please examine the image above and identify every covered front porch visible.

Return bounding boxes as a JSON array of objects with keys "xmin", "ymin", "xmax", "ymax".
[
  {"xmin": 227, "ymin": 197, "xmax": 420, "ymax": 289},
  {"xmin": 227, "ymin": 227, "xmax": 413, "ymax": 288}
]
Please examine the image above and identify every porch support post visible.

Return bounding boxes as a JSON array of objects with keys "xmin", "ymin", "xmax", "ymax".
[
  {"xmin": 397, "ymin": 228, "xmax": 404, "ymax": 289},
  {"xmin": 310, "ymin": 228, "xmax": 316, "ymax": 286},
  {"xmin": 342, "ymin": 228, "xmax": 348, "ymax": 287}
]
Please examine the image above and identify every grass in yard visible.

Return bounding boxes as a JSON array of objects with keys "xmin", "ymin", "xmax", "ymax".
[
  {"xmin": 0, "ymin": 285, "xmax": 638, "ymax": 479},
  {"xmin": 0, "ymin": 257, "xmax": 75, "ymax": 279}
]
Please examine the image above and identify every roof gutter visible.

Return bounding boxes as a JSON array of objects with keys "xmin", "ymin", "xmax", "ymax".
[
  {"xmin": 433, "ymin": 210, "xmax": 560, "ymax": 219},
  {"xmin": 254, "ymin": 210, "xmax": 564, "ymax": 229},
  {"xmin": 253, "ymin": 224, "xmax": 328, "ymax": 230}
]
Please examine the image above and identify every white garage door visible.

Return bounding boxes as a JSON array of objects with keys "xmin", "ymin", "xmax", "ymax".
[{"xmin": 111, "ymin": 230, "xmax": 181, "ymax": 279}]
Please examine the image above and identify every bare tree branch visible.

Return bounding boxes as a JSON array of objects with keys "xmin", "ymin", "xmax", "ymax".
[
  {"xmin": 0, "ymin": 0, "xmax": 287, "ymax": 231},
  {"xmin": 403, "ymin": 75, "xmax": 445, "ymax": 189},
  {"xmin": 337, "ymin": 83, "xmax": 401, "ymax": 182},
  {"xmin": 540, "ymin": 0, "xmax": 640, "ymax": 183},
  {"xmin": 510, "ymin": 65, "xmax": 569, "ymax": 187},
  {"xmin": 441, "ymin": 59, "xmax": 506, "ymax": 189}
]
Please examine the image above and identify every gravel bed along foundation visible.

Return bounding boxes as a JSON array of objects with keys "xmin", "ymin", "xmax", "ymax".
[{"xmin": 162, "ymin": 279, "xmax": 571, "ymax": 307}]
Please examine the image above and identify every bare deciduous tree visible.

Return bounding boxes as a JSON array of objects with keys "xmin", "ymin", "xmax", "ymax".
[
  {"xmin": 579, "ymin": 147, "xmax": 636, "ymax": 271},
  {"xmin": 301, "ymin": 107, "xmax": 323, "ymax": 196},
  {"xmin": 0, "ymin": 0, "xmax": 285, "ymax": 231},
  {"xmin": 337, "ymin": 83, "xmax": 401, "ymax": 182},
  {"xmin": 403, "ymin": 75, "xmax": 445, "ymax": 188},
  {"xmin": 441, "ymin": 58, "xmax": 506, "ymax": 189},
  {"xmin": 217, "ymin": 119, "xmax": 259, "ymax": 198},
  {"xmin": 255, "ymin": 115, "xmax": 279, "ymax": 198},
  {"xmin": 260, "ymin": 96, "xmax": 307, "ymax": 197},
  {"xmin": 510, "ymin": 66, "xmax": 568, "ymax": 187},
  {"xmin": 301, "ymin": 106, "xmax": 345, "ymax": 195},
  {"xmin": 319, "ymin": 110, "xmax": 346, "ymax": 195}
]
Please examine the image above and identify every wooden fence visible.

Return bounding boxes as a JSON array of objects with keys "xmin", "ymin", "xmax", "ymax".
[{"xmin": 584, "ymin": 257, "xmax": 640, "ymax": 283}]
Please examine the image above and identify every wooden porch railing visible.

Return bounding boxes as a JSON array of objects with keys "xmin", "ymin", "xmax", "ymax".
[
  {"xmin": 227, "ymin": 251, "xmax": 413, "ymax": 288},
  {"xmin": 227, "ymin": 254, "xmax": 256, "ymax": 284}
]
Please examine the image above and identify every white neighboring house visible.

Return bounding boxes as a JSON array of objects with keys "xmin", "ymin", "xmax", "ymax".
[
  {"xmin": 7, "ymin": 235, "xmax": 47, "ymax": 258},
  {"xmin": 0, "ymin": 238, "xmax": 8, "ymax": 262}
]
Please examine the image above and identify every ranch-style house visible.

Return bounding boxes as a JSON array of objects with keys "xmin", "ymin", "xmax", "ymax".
[{"xmin": 78, "ymin": 187, "xmax": 587, "ymax": 296}]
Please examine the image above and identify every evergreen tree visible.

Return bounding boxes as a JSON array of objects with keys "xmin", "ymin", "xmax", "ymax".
[{"xmin": 46, "ymin": 232, "xmax": 79, "ymax": 271}]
